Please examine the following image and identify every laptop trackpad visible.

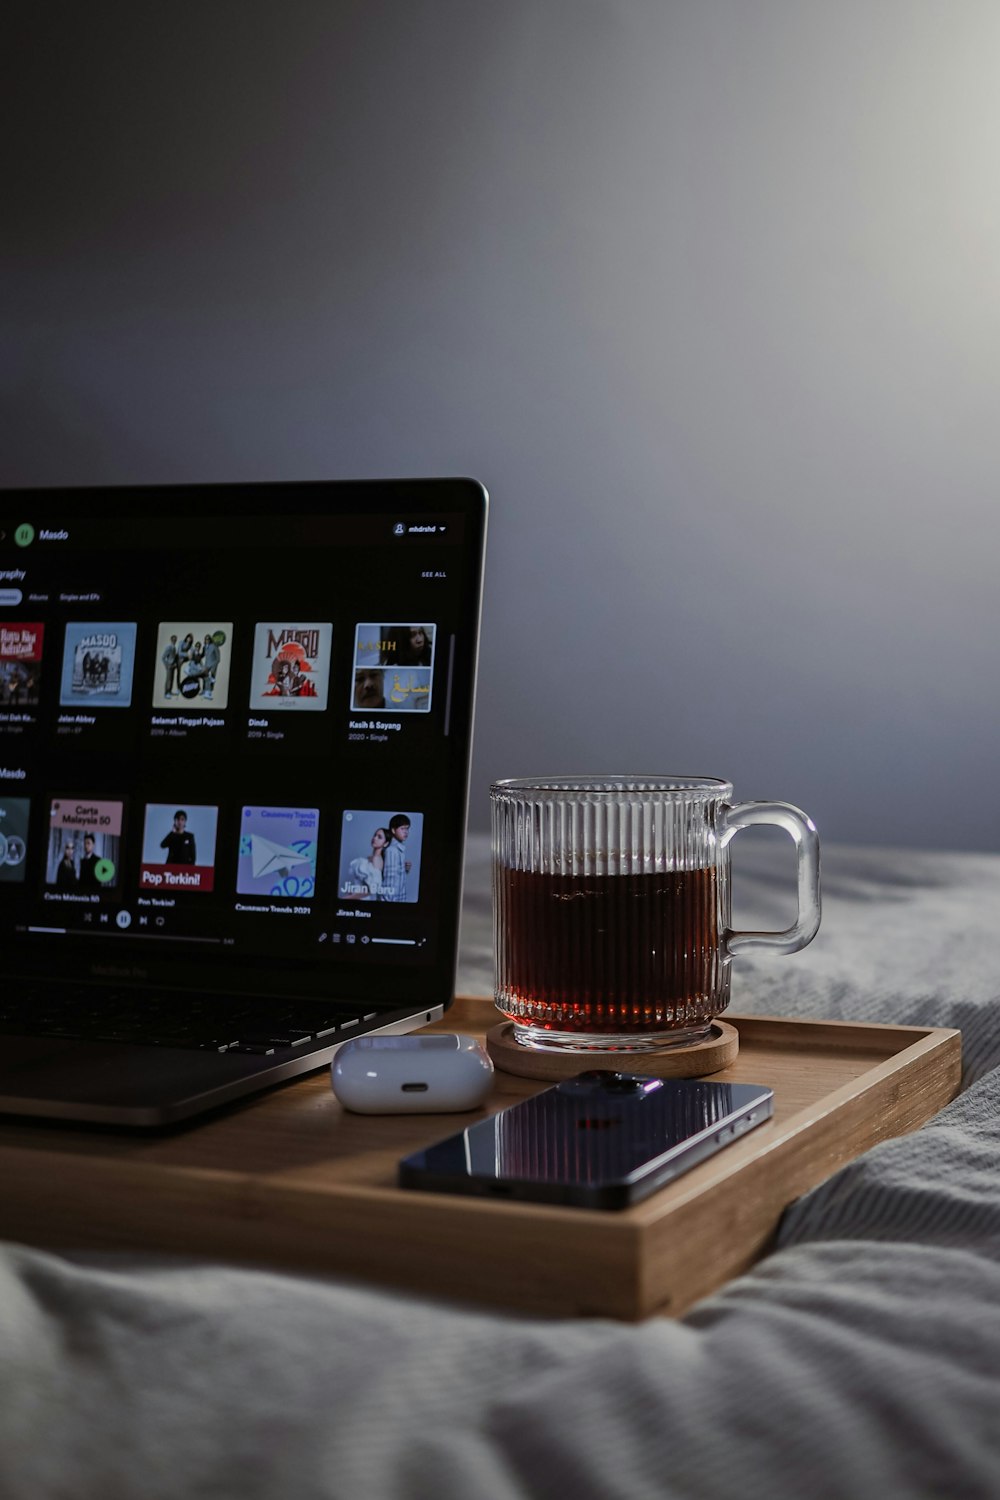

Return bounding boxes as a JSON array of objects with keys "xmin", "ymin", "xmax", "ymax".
[{"xmin": 0, "ymin": 1036, "xmax": 276, "ymax": 1117}]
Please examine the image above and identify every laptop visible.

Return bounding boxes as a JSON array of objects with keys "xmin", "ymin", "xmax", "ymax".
[{"xmin": 0, "ymin": 478, "xmax": 488, "ymax": 1126}]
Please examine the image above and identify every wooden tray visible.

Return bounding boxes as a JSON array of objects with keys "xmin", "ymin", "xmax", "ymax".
[{"xmin": 0, "ymin": 999, "xmax": 961, "ymax": 1322}]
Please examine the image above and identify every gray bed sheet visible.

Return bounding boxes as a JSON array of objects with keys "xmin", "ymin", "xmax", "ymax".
[{"xmin": 2, "ymin": 836, "xmax": 999, "ymax": 1499}]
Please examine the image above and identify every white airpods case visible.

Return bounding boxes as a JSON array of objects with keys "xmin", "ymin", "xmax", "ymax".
[{"xmin": 331, "ymin": 1034, "xmax": 495, "ymax": 1114}]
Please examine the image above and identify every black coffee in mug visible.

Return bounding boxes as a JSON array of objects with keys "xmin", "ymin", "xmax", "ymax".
[{"xmin": 497, "ymin": 865, "xmax": 720, "ymax": 1030}]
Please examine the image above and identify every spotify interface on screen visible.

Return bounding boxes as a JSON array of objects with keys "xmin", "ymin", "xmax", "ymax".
[{"xmin": 0, "ymin": 498, "xmax": 480, "ymax": 976}]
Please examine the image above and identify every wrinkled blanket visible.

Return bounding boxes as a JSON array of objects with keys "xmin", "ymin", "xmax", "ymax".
[{"xmin": 2, "ymin": 838, "xmax": 999, "ymax": 1498}]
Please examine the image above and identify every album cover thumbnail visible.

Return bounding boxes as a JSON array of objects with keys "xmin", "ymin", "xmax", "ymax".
[
  {"xmin": 0, "ymin": 623, "xmax": 44, "ymax": 708},
  {"xmin": 338, "ymin": 809, "xmax": 423, "ymax": 902},
  {"xmin": 237, "ymin": 805, "xmax": 319, "ymax": 899},
  {"xmin": 352, "ymin": 624, "xmax": 434, "ymax": 713},
  {"xmin": 60, "ymin": 623, "xmax": 136, "ymax": 708},
  {"xmin": 249, "ymin": 623, "xmax": 332, "ymax": 711},
  {"xmin": 140, "ymin": 803, "xmax": 219, "ymax": 894},
  {"xmin": 0, "ymin": 797, "xmax": 30, "ymax": 884},
  {"xmin": 152, "ymin": 623, "xmax": 233, "ymax": 709},
  {"xmin": 46, "ymin": 797, "xmax": 124, "ymax": 891}
]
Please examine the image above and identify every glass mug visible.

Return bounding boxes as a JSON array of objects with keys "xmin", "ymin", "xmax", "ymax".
[{"xmin": 492, "ymin": 776, "xmax": 821, "ymax": 1051}]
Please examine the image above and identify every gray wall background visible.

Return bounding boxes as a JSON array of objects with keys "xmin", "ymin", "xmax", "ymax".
[{"xmin": 3, "ymin": 1, "xmax": 998, "ymax": 851}]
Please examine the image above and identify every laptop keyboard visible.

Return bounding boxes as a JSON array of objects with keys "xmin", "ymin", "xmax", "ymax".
[{"xmin": 0, "ymin": 987, "xmax": 380, "ymax": 1056}]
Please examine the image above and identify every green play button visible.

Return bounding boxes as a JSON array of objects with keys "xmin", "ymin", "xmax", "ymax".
[
  {"xmin": 94, "ymin": 858, "xmax": 116, "ymax": 885},
  {"xmin": 14, "ymin": 523, "xmax": 35, "ymax": 547}
]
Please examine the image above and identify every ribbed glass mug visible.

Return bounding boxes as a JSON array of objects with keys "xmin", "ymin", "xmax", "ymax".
[{"xmin": 492, "ymin": 776, "xmax": 821, "ymax": 1051}]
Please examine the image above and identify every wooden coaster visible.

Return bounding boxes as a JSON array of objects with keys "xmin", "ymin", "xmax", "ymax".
[{"xmin": 486, "ymin": 1019, "xmax": 739, "ymax": 1081}]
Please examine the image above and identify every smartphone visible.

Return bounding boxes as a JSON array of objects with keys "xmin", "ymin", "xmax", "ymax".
[{"xmin": 398, "ymin": 1071, "xmax": 774, "ymax": 1210}]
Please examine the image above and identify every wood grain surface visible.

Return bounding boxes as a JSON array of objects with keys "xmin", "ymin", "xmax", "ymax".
[{"xmin": 0, "ymin": 999, "xmax": 962, "ymax": 1320}]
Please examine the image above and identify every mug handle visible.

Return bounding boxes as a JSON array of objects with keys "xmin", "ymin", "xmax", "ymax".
[{"xmin": 720, "ymin": 801, "xmax": 821, "ymax": 957}]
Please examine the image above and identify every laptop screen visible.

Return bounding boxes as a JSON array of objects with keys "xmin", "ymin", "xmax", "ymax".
[{"xmin": 0, "ymin": 479, "xmax": 487, "ymax": 1007}]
